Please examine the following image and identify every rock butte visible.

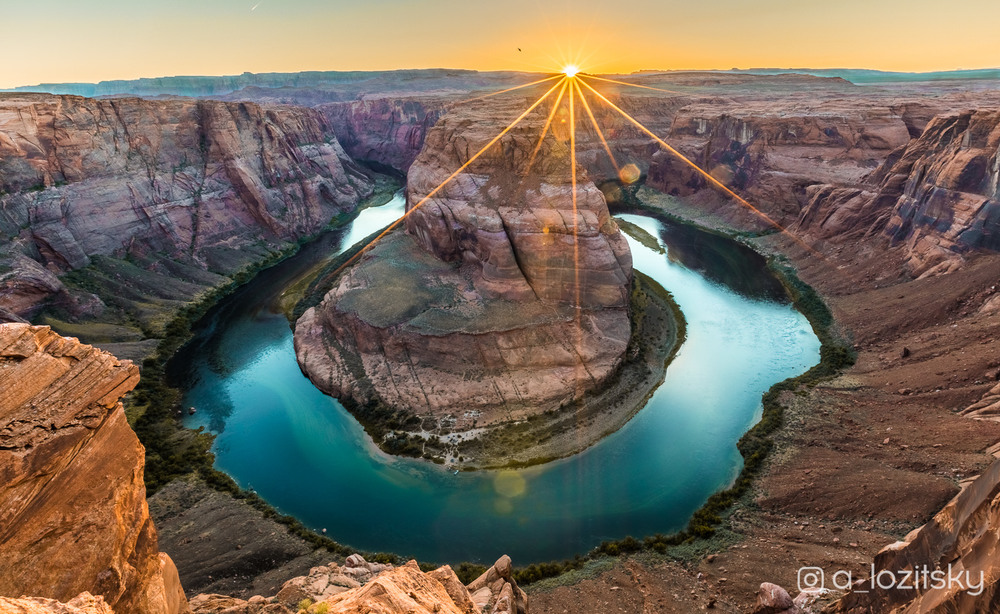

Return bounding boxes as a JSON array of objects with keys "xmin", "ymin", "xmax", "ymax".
[{"xmin": 295, "ymin": 98, "xmax": 633, "ymax": 429}]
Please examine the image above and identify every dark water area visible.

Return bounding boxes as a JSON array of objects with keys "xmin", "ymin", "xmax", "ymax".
[
  {"xmin": 169, "ymin": 195, "xmax": 820, "ymax": 565},
  {"xmin": 657, "ymin": 220, "xmax": 787, "ymax": 301}
]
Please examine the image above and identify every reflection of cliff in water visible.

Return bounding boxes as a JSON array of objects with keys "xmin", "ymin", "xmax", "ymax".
[{"xmin": 659, "ymin": 220, "xmax": 786, "ymax": 302}]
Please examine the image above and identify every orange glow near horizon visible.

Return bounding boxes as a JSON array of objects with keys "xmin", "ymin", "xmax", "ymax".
[{"xmin": 4, "ymin": 1, "xmax": 1000, "ymax": 89}]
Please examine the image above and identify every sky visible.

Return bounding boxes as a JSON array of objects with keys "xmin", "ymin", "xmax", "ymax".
[{"xmin": 2, "ymin": 0, "xmax": 999, "ymax": 88}]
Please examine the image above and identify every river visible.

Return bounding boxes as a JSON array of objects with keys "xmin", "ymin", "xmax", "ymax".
[{"xmin": 171, "ymin": 192, "xmax": 820, "ymax": 564}]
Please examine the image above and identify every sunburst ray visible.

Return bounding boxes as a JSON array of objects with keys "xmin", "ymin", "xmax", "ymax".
[
  {"xmin": 580, "ymin": 74, "xmax": 684, "ymax": 95},
  {"xmin": 331, "ymin": 78, "xmax": 566, "ymax": 277},
  {"xmin": 456, "ymin": 74, "xmax": 562, "ymax": 105},
  {"xmin": 525, "ymin": 78, "xmax": 570, "ymax": 174},
  {"xmin": 577, "ymin": 78, "xmax": 823, "ymax": 256},
  {"xmin": 573, "ymin": 79, "xmax": 621, "ymax": 175}
]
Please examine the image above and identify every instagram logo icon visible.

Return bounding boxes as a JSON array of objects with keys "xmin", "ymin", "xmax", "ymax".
[{"xmin": 798, "ymin": 567, "xmax": 825, "ymax": 591}]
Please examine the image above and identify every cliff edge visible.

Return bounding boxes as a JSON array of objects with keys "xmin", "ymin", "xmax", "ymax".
[{"xmin": 0, "ymin": 323, "xmax": 187, "ymax": 614}]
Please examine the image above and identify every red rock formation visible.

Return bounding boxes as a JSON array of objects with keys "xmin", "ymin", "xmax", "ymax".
[
  {"xmin": 465, "ymin": 555, "xmax": 528, "ymax": 614},
  {"xmin": 831, "ymin": 457, "xmax": 1000, "ymax": 613},
  {"xmin": 647, "ymin": 99, "xmax": 912, "ymax": 226},
  {"xmin": 798, "ymin": 109, "xmax": 1000, "ymax": 276},
  {"xmin": 295, "ymin": 99, "xmax": 633, "ymax": 427},
  {"xmin": 322, "ymin": 561, "xmax": 474, "ymax": 614},
  {"xmin": 0, "ymin": 323, "xmax": 187, "ymax": 614},
  {"xmin": 0, "ymin": 593, "xmax": 115, "ymax": 614},
  {"xmin": 318, "ymin": 98, "xmax": 448, "ymax": 172},
  {"xmin": 0, "ymin": 93, "xmax": 373, "ymax": 316},
  {"xmin": 188, "ymin": 555, "xmax": 524, "ymax": 614}
]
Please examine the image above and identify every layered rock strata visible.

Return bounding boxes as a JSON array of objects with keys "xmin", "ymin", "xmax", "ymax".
[
  {"xmin": 646, "ymin": 99, "xmax": 912, "ymax": 227},
  {"xmin": 319, "ymin": 98, "xmax": 448, "ymax": 173},
  {"xmin": 296, "ymin": 100, "xmax": 633, "ymax": 429},
  {"xmin": 0, "ymin": 94, "xmax": 373, "ymax": 318},
  {"xmin": 798, "ymin": 109, "xmax": 1000, "ymax": 276},
  {"xmin": 829, "ymin": 457, "xmax": 1000, "ymax": 613},
  {"xmin": 0, "ymin": 323, "xmax": 186, "ymax": 613},
  {"xmin": 0, "ymin": 593, "xmax": 115, "ymax": 614}
]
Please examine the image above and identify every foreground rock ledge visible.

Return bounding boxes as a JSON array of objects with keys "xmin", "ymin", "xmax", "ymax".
[
  {"xmin": 0, "ymin": 323, "xmax": 187, "ymax": 614},
  {"xmin": 190, "ymin": 554, "xmax": 527, "ymax": 614},
  {"xmin": 295, "ymin": 99, "xmax": 635, "ymax": 458}
]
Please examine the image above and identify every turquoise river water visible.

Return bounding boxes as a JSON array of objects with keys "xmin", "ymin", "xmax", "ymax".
[{"xmin": 171, "ymin": 193, "xmax": 820, "ymax": 564}]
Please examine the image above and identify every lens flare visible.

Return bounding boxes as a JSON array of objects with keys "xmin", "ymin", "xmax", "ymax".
[
  {"xmin": 563, "ymin": 64, "xmax": 580, "ymax": 78},
  {"xmin": 619, "ymin": 163, "xmax": 641, "ymax": 184}
]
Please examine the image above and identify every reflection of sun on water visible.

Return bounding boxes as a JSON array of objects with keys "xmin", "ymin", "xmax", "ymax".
[
  {"xmin": 493, "ymin": 470, "xmax": 527, "ymax": 515},
  {"xmin": 494, "ymin": 470, "xmax": 527, "ymax": 498}
]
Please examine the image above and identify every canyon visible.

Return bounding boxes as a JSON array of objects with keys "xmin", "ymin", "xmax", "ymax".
[
  {"xmin": 2, "ymin": 69, "xmax": 1000, "ymax": 614},
  {"xmin": 0, "ymin": 94, "xmax": 374, "ymax": 362}
]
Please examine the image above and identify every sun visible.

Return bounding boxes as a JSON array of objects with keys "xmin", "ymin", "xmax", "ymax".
[{"xmin": 562, "ymin": 64, "xmax": 580, "ymax": 78}]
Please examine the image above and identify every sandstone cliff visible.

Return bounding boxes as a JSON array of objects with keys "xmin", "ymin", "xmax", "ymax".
[
  {"xmin": 318, "ymin": 98, "xmax": 448, "ymax": 173},
  {"xmin": 646, "ymin": 99, "xmax": 912, "ymax": 227},
  {"xmin": 0, "ymin": 93, "xmax": 373, "ymax": 318},
  {"xmin": 798, "ymin": 109, "xmax": 1000, "ymax": 276},
  {"xmin": 295, "ymin": 98, "xmax": 633, "ymax": 436},
  {"xmin": 0, "ymin": 593, "xmax": 115, "ymax": 614},
  {"xmin": 0, "ymin": 323, "xmax": 186, "ymax": 613}
]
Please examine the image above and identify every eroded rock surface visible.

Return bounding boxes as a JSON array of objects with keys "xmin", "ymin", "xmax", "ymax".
[
  {"xmin": 830, "ymin": 456, "xmax": 1000, "ymax": 613},
  {"xmin": 648, "ymin": 99, "xmax": 912, "ymax": 226},
  {"xmin": 295, "ymin": 99, "xmax": 632, "ymax": 430},
  {"xmin": 190, "ymin": 555, "xmax": 523, "ymax": 614},
  {"xmin": 798, "ymin": 109, "xmax": 1000, "ymax": 276},
  {"xmin": 0, "ymin": 93, "xmax": 373, "ymax": 317},
  {"xmin": 0, "ymin": 593, "xmax": 115, "ymax": 614},
  {"xmin": 319, "ymin": 98, "xmax": 448, "ymax": 173},
  {"xmin": 272, "ymin": 555, "xmax": 390, "ymax": 607},
  {"xmin": 0, "ymin": 323, "xmax": 186, "ymax": 613}
]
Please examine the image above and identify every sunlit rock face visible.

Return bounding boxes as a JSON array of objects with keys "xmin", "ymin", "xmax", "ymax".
[
  {"xmin": 0, "ymin": 323, "xmax": 187, "ymax": 614},
  {"xmin": 295, "ymin": 98, "xmax": 633, "ymax": 426},
  {"xmin": 404, "ymin": 104, "xmax": 633, "ymax": 308},
  {"xmin": 319, "ymin": 98, "xmax": 448, "ymax": 173},
  {"xmin": 798, "ymin": 109, "xmax": 1000, "ymax": 276},
  {"xmin": 831, "ymin": 455, "xmax": 1000, "ymax": 613}
]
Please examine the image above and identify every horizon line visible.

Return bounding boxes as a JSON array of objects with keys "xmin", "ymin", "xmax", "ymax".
[{"xmin": 4, "ymin": 64, "xmax": 1000, "ymax": 92}]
